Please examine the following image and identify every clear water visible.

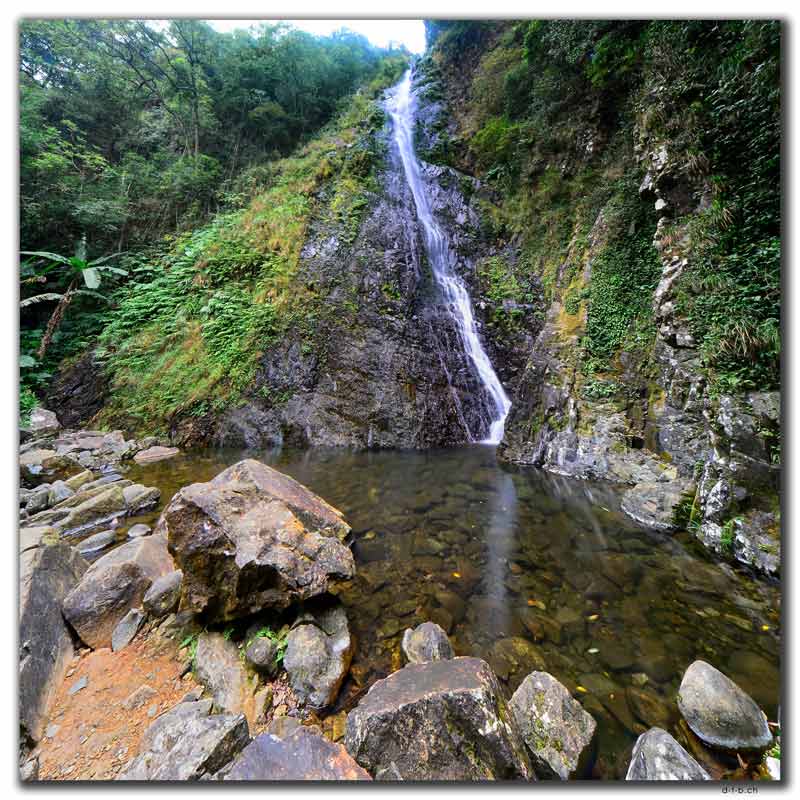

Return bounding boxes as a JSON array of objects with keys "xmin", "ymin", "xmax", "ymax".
[
  {"xmin": 121, "ymin": 444, "xmax": 781, "ymax": 779},
  {"xmin": 385, "ymin": 70, "xmax": 511, "ymax": 443}
]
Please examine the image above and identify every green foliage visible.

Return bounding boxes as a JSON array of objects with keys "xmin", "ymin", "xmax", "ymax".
[
  {"xmin": 719, "ymin": 518, "xmax": 740, "ymax": 554},
  {"xmin": 20, "ymin": 385, "xmax": 38, "ymax": 426},
  {"xmin": 581, "ymin": 378, "xmax": 620, "ymax": 401},
  {"xmin": 477, "ymin": 255, "xmax": 531, "ymax": 329}
]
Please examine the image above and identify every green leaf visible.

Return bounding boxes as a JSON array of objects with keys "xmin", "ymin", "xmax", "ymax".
[
  {"xmin": 19, "ymin": 354, "xmax": 37, "ymax": 368},
  {"xmin": 20, "ymin": 292, "xmax": 63, "ymax": 307},
  {"xmin": 20, "ymin": 250, "xmax": 71, "ymax": 265}
]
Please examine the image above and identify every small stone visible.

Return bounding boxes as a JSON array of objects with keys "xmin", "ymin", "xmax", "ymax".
[
  {"xmin": 147, "ymin": 704, "xmax": 158, "ymax": 718},
  {"xmin": 68, "ymin": 675, "xmax": 88, "ymax": 695},
  {"xmin": 401, "ymin": 621, "xmax": 454, "ymax": 664},
  {"xmin": 133, "ymin": 446, "xmax": 181, "ymax": 464},
  {"xmin": 122, "ymin": 684, "xmax": 158, "ymax": 711},
  {"xmin": 626, "ymin": 727, "xmax": 710, "ymax": 780},
  {"xmin": 76, "ymin": 529, "xmax": 117, "ymax": 556},
  {"xmin": 111, "ymin": 608, "xmax": 145, "ymax": 652},
  {"xmin": 127, "ymin": 523, "xmax": 152, "ymax": 539},
  {"xmin": 45, "ymin": 722, "xmax": 60, "ymax": 739},
  {"xmin": 244, "ymin": 636, "xmax": 279, "ymax": 677}
]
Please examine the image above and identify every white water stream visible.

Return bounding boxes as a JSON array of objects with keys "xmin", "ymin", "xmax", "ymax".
[{"xmin": 386, "ymin": 69, "xmax": 511, "ymax": 444}]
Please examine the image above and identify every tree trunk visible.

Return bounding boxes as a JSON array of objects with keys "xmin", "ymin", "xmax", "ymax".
[{"xmin": 37, "ymin": 278, "xmax": 77, "ymax": 360}]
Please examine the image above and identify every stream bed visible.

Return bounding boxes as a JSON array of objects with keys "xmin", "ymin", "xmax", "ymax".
[{"xmin": 120, "ymin": 444, "xmax": 780, "ymax": 778}]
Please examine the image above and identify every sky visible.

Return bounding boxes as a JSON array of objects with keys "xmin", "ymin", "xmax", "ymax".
[{"xmin": 206, "ymin": 19, "xmax": 427, "ymax": 53}]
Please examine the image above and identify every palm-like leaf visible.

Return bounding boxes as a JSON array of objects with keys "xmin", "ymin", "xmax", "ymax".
[{"xmin": 20, "ymin": 292, "xmax": 64, "ymax": 308}]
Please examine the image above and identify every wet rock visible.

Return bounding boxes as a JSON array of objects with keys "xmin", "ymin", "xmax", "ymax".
[
  {"xmin": 19, "ymin": 540, "xmax": 88, "ymax": 745},
  {"xmin": 62, "ymin": 533, "xmax": 174, "ymax": 648},
  {"xmin": 157, "ymin": 459, "xmax": 354, "ymax": 622},
  {"xmin": 244, "ymin": 636, "xmax": 279, "ymax": 677},
  {"xmin": 626, "ymin": 687, "xmax": 672, "ymax": 730},
  {"xmin": 142, "ymin": 570, "xmax": 183, "ymax": 618},
  {"xmin": 133, "ymin": 445, "xmax": 181, "ymax": 464},
  {"xmin": 225, "ymin": 727, "xmax": 371, "ymax": 780},
  {"xmin": 284, "ymin": 604, "xmax": 354, "ymax": 709},
  {"xmin": 112, "ymin": 607, "xmax": 145, "ymax": 652},
  {"xmin": 509, "ymin": 671, "xmax": 596, "ymax": 779},
  {"xmin": 76, "ymin": 529, "xmax": 117, "ymax": 556},
  {"xmin": 488, "ymin": 637, "xmax": 546, "ymax": 690},
  {"xmin": 118, "ymin": 700, "xmax": 249, "ymax": 781},
  {"xmin": 677, "ymin": 660, "xmax": 772, "ymax": 752},
  {"xmin": 626, "ymin": 727, "xmax": 710, "ymax": 780},
  {"xmin": 194, "ymin": 632, "xmax": 256, "ymax": 717},
  {"xmin": 27, "ymin": 407, "xmax": 61, "ymax": 435},
  {"xmin": 621, "ymin": 480, "xmax": 693, "ymax": 531},
  {"xmin": 127, "ymin": 523, "xmax": 152, "ymax": 539},
  {"xmin": 345, "ymin": 657, "xmax": 533, "ymax": 780},
  {"xmin": 401, "ymin": 621, "xmax": 454, "ymax": 664}
]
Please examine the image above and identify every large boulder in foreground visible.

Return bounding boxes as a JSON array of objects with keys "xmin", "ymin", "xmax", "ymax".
[
  {"xmin": 19, "ymin": 536, "xmax": 88, "ymax": 746},
  {"xmin": 119, "ymin": 700, "xmax": 249, "ymax": 780},
  {"xmin": 345, "ymin": 657, "xmax": 533, "ymax": 780},
  {"xmin": 509, "ymin": 671, "xmax": 596, "ymax": 779},
  {"xmin": 626, "ymin": 728, "xmax": 710, "ymax": 780},
  {"xmin": 677, "ymin": 660, "xmax": 772, "ymax": 752},
  {"xmin": 224, "ymin": 727, "xmax": 371, "ymax": 781},
  {"xmin": 284, "ymin": 604, "xmax": 354, "ymax": 709},
  {"xmin": 155, "ymin": 459, "xmax": 354, "ymax": 622},
  {"xmin": 401, "ymin": 621, "xmax": 454, "ymax": 664},
  {"xmin": 62, "ymin": 533, "xmax": 174, "ymax": 648}
]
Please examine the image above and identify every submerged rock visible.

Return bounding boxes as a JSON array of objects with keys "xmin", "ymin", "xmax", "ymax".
[
  {"xmin": 156, "ymin": 459, "xmax": 354, "ymax": 622},
  {"xmin": 62, "ymin": 534, "xmax": 173, "ymax": 649},
  {"xmin": 284, "ymin": 604, "xmax": 354, "ymax": 709},
  {"xmin": 677, "ymin": 660, "xmax": 772, "ymax": 752},
  {"xmin": 345, "ymin": 656, "xmax": 533, "ymax": 780},
  {"xmin": 625, "ymin": 727, "xmax": 710, "ymax": 780},
  {"xmin": 401, "ymin": 621, "xmax": 454, "ymax": 664},
  {"xmin": 509, "ymin": 671, "xmax": 596, "ymax": 779},
  {"xmin": 118, "ymin": 700, "xmax": 249, "ymax": 780},
  {"xmin": 224, "ymin": 727, "xmax": 371, "ymax": 781}
]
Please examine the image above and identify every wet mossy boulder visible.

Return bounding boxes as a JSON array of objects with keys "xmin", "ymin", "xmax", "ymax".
[
  {"xmin": 155, "ymin": 459, "xmax": 354, "ymax": 622},
  {"xmin": 344, "ymin": 656, "xmax": 533, "ymax": 780},
  {"xmin": 509, "ymin": 671, "xmax": 596, "ymax": 779},
  {"xmin": 677, "ymin": 660, "xmax": 772, "ymax": 753}
]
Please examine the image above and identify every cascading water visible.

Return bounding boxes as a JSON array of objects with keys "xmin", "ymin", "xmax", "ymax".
[{"xmin": 386, "ymin": 69, "xmax": 511, "ymax": 444}]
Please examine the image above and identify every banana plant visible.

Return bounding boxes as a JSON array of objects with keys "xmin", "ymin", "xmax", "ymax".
[{"xmin": 20, "ymin": 235, "xmax": 127, "ymax": 359}]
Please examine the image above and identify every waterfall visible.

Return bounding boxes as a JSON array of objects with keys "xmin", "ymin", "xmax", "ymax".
[{"xmin": 386, "ymin": 69, "xmax": 511, "ymax": 444}]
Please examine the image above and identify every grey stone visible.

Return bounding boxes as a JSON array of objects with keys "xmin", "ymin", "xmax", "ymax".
[
  {"xmin": 621, "ymin": 480, "xmax": 694, "ymax": 531},
  {"xmin": 47, "ymin": 480, "xmax": 74, "ymax": 507},
  {"xmin": 133, "ymin": 446, "xmax": 181, "ymax": 464},
  {"xmin": 123, "ymin": 485, "xmax": 161, "ymax": 515},
  {"xmin": 345, "ymin": 657, "xmax": 533, "ymax": 780},
  {"xmin": 225, "ymin": 727, "xmax": 372, "ymax": 780},
  {"xmin": 76, "ymin": 529, "xmax": 117, "ymax": 556},
  {"xmin": 122, "ymin": 684, "xmax": 158, "ymax": 711},
  {"xmin": 284, "ymin": 604, "xmax": 354, "ymax": 709},
  {"xmin": 626, "ymin": 727, "xmax": 710, "ymax": 780},
  {"xmin": 142, "ymin": 570, "xmax": 183, "ymax": 618},
  {"xmin": 194, "ymin": 632, "xmax": 255, "ymax": 717},
  {"xmin": 510, "ymin": 671, "xmax": 596, "ymax": 779},
  {"xmin": 244, "ymin": 636, "xmax": 279, "ymax": 677},
  {"xmin": 127, "ymin": 523, "xmax": 152, "ymax": 539},
  {"xmin": 111, "ymin": 607, "xmax": 145, "ymax": 652},
  {"xmin": 28, "ymin": 407, "xmax": 61, "ymax": 435},
  {"xmin": 401, "ymin": 621, "xmax": 454, "ymax": 664},
  {"xmin": 68, "ymin": 675, "xmax": 88, "ymax": 695},
  {"xmin": 62, "ymin": 534, "xmax": 174, "ymax": 648},
  {"xmin": 677, "ymin": 660, "xmax": 772, "ymax": 752}
]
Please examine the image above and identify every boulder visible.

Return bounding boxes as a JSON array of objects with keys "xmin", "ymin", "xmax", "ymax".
[
  {"xmin": 621, "ymin": 480, "xmax": 693, "ymax": 531},
  {"xmin": 194, "ymin": 632, "xmax": 257, "ymax": 719},
  {"xmin": 509, "ymin": 671, "xmax": 596, "ymax": 779},
  {"xmin": 133, "ymin": 445, "xmax": 181, "ymax": 464},
  {"xmin": 62, "ymin": 533, "xmax": 173, "ymax": 648},
  {"xmin": 19, "ymin": 541, "xmax": 88, "ymax": 746},
  {"xmin": 224, "ymin": 727, "xmax": 371, "ymax": 780},
  {"xmin": 111, "ymin": 608, "xmax": 145, "ymax": 652},
  {"xmin": 58, "ymin": 484, "xmax": 128, "ymax": 534},
  {"xmin": 27, "ymin": 407, "xmax": 61, "ymax": 435},
  {"xmin": 123, "ymin": 484, "xmax": 161, "ymax": 514},
  {"xmin": 156, "ymin": 459, "xmax": 354, "ymax": 622},
  {"xmin": 401, "ymin": 621, "xmax": 454, "ymax": 664},
  {"xmin": 626, "ymin": 727, "xmax": 710, "ymax": 780},
  {"xmin": 345, "ymin": 657, "xmax": 533, "ymax": 780},
  {"xmin": 244, "ymin": 636, "xmax": 279, "ymax": 677},
  {"xmin": 143, "ymin": 570, "xmax": 183, "ymax": 618},
  {"xmin": 284, "ymin": 605, "xmax": 354, "ymax": 708},
  {"xmin": 677, "ymin": 660, "xmax": 772, "ymax": 752},
  {"xmin": 118, "ymin": 700, "xmax": 249, "ymax": 781}
]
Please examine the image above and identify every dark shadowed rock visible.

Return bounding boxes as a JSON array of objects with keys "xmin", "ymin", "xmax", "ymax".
[
  {"xmin": 118, "ymin": 700, "xmax": 248, "ymax": 781},
  {"xmin": 62, "ymin": 533, "xmax": 173, "ymax": 648},
  {"xmin": 194, "ymin": 632, "xmax": 257, "ymax": 719},
  {"xmin": 111, "ymin": 608, "xmax": 145, "ymax": 652},
  {"xmin": 19, "ymin": 540, "xmax": 88, "ymax": 746},
  {"xmin": 509, "ymin": 671, "xmax": 596, "ymax": 779},
  {"xmin": 156, "ymin": 459, "xmax": 354, "ymax": 622},
  {"xmin": 677, "ymin": 660, "xmax": 772, "ymax": 752},
  {"xmin": 345, "ymin": 656, "xmax": 533, "ymax": 780},
  {"xmin": 284, "ymin": 604, "xmax": 354, "ymax": 709},
  {"xmin": 626, "ymin": 727, "xmax": 710, "ymax": 780},
  {"xmin": 143, "ymin": 570, "xmax": 183, "ymax": 618},
  {"xmin": 401, "ymin": 621, "xmax": 454, "ymax": 664},
  {"xmin": 225, "ymin": 727, "xmax": 371, "ymax": 780}
]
